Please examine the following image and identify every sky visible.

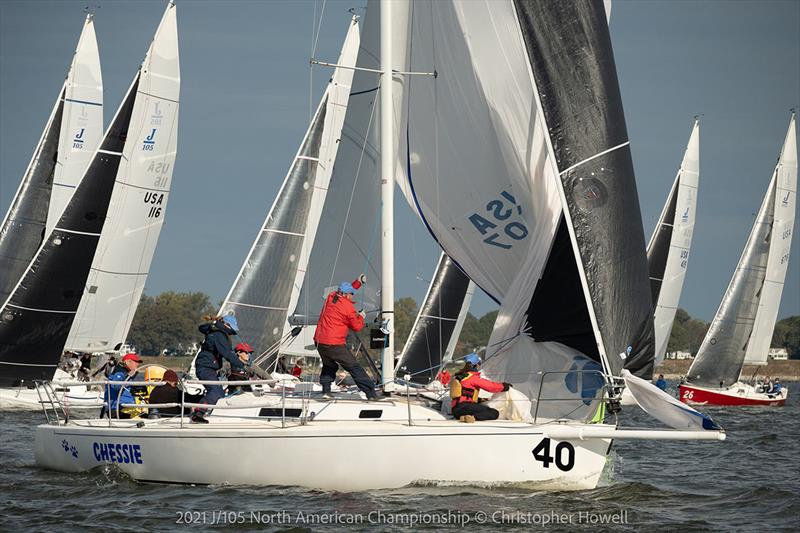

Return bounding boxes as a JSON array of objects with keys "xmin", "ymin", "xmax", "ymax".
[{"xmin": 0, "ymin": 0, "xmax": 798, "ymax": 322}]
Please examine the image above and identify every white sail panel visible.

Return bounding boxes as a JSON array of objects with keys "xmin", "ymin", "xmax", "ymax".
[
  {"xmin": 47, "ymin": 15, "xmax": 104, "ymax": 237},
  {"xmin": 65, "ymin": 4, "xmax": 180, "ymax": 352},
  {"xmin": 744, "ymin": 114, "xmax": 797, "ymax": 364},
  {"xmin": 396, "ymin": 0, "xmax": 562, "ymax": 304},
  {"xmin": 651, "ymin": 121, "xmax": 700, "ymax": 364},
  {"xmin": 291, "ymin": 5, "xmax": 387, "ymax": 325}
]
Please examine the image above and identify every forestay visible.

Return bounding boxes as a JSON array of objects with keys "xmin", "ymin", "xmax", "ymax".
[
  {"xmin": 647, "ymin": 120, "xmax": 700, "ymax": 366},
  {"xmin": 396, "ymin": 253, "xmax": 474, "ymax": 384},
  {"xmin": 218, "ymin": 18, "xmax": 359, "ymax": 362},
  {"xmin": 290, "ymin": 6, "xmax": 388, "ymax": 327},
  {"xmin": 64, "ymin": 5, "xmax": 180, "ymax": 353},
  {"xmin": 396, "ymin": 0, "xmax": 655, "ymax": 419},
  {"xmin": 0, "ymin": 4, "xmax": 178, "ymax": 385},
  {"xmin": 0, "ymin": 15, "xmax": 102, "ymax": 310}
]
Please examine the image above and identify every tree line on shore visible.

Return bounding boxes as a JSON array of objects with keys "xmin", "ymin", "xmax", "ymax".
[{"xmin": 127, "ymin": 291, "xmax": 800, "ymax": 359}]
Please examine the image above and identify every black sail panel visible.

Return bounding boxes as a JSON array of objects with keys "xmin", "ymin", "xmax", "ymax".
[
  {"xmin": 0, "ymin": 78, "xmax": 139, "ymax": 386},
  {"xmin": 396, "ymin": 254, "xmax": 472, "ymax": 384},
  {"xmin": 0, "ymin": 91, "xmax": 64, "ymax": 305},
  {"xmin": 514, "ymin": 0, "xmax": 655, "ymax": 377},
  {"xmin": 647, "ymin": 177, "xmax": 680, "ymax": 305}
]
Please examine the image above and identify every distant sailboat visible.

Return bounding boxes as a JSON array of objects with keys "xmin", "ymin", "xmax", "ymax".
[
  {"xmin": 63, "ymin": 6, "xmax": 181, "ymax": 355},
  {"xmin": 0, "ymin": 14, "xmax": 102, "ymax": 314},
  {"xmin": 647, "ymin": 119, "xmax": 700, "ymax": 366},
  {"xmin": 680, "ymin": 113, "xmax": 796, "ymax": 406},
  {"xmin": 395, "ymin": 253, "xmax": 474, "ymax": 385},
  {"xmin": 0, "ymin": 3, "xmax": 180, "ymax": 387}
]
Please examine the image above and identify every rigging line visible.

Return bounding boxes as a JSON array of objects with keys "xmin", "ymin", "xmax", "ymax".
[
  {"xmin": 328, "ymin": 76, "xmax": 380, "ymax": 291},
  {"xmin": 558, "ymin": 141, "xmax": 630, "ymax": 176}
]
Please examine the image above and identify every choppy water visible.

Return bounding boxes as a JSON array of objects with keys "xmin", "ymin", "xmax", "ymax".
[{"xmin": 1, "ymin": 382, "xmax": 798, "ymax": 532}]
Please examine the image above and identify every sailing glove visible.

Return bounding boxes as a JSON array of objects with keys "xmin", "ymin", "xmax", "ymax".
[
  {"xmin": 358, "ymin": 273, "xmax": 367, "ymax": 284},
  {"xmin": 502, "ymin": 382, "xmax": 512, "ymax": 391}
]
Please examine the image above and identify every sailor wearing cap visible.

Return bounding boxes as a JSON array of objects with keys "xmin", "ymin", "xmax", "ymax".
[
  {"xmin": 191, "ymin": 315, "xmax": 248, "ymax": 423},
  {"xmin": 102, "ymin": 353, "xmax": 144, "ymax": 418},
  {"xmin": 314, "ymin": 274, "xmax": 378, "ymax": 399}
]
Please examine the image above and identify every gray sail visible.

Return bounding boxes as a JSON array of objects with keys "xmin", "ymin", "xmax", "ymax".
[
  {"xmin": 220, "ymin": 99, "xmax": 329, "ymax": 354},
  {"xmin": 687, "ymin": 178, "xmax": 776, "ymax": 387},
  {"xmin": 396, "ymin": 253, "xmax": 473, "ymax": 384},
  {"xmin": 0, "ymin": 91, "xmax": 64, "ymax": 306},
  {"xmin": 216, "ymin": 18, "xmax": 359, "ymax": 370}
]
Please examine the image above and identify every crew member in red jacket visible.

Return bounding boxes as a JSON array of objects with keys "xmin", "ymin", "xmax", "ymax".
[
  {"xmin": 314, "ymin": 275, "xmax": 378, "ymax": 399},
  {"xmin": 450, "ymin": 353, "xmax": 511, "ymax": 422}
]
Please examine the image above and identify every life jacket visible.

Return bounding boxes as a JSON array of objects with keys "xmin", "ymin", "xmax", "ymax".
[{"xmin": 450, "ymin": 371, "xmax": 480, "ymax": 408}]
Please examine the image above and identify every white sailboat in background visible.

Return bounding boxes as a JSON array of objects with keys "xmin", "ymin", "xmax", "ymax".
[
  {"xmin": 648, "ymin": 119, "xmax": 700, "ymax": 367},
  {"xmin": 0, "ymin": 3, "xmax": 180, "ymax": 407},
  {"xmin": 395, "ymin": 253, "xmax": 475, "ymax": 385},
  {"xmin": 681, "ymin": 112, "xmax": 796, "ymax": 406},
  {"xmin": 35, "ymin": 1, "xmax": 723, "ymax": 492},
  {"xmin": 63, "ymin": 5, "xmax": 181, "ymax": 355},
  {"xmin": 0, "ymin": 14, "xmax": 102, "ymax": 406}
]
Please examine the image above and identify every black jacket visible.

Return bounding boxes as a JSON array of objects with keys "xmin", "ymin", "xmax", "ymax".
[{"xmin": 195, "ymin": 321, "xmax": 245, "ymax": 372}]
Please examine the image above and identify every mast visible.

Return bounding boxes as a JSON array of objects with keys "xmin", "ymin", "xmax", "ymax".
[{"xmin": 380, "ymin": 0, "xmax": 395, "ymax": 383}]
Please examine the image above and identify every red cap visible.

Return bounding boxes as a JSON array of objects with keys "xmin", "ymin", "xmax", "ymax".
[
  {"xmin": 235, "ymin": 342, "xmax": 254, "ymax": 353},
  {"xmin": 121, "ymin": 353, "xmax": 142, "ymax": 362}
]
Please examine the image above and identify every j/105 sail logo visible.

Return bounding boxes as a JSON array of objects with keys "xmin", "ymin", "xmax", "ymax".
[
  {"xmin": 469, "ymin": 191, "xmax": 529, "ymax": 250},
  {"xmin": 151, "ymin": 101, "xmax": 163, "ymax": 125},
  {"xmin": 73, "ymin": 128, "xmax": 85, "ymax": 149},
  {"xmin": 142, "ymin": 128, "xmax": 157, "ymax": 151},
  {"xmin": 144, "ymin": 192, "xmax": 164, "ymax": 218}
]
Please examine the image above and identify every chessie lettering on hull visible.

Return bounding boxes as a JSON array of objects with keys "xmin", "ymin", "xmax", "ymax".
[{"xmin": 92, "ymin": 442, "xmax": 143, "ymax": 464}]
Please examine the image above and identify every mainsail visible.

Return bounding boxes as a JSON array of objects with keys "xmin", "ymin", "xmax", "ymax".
[
  {"xmin": 396, "ymin": 0, "xmax": 655, "ymax": 416},
  {"xmin": 217, "ymin": 18, "xmax": 359, "ymax": 365},
  {"xmin": 64, "ymin": 5, "xmax": 180, "ymax": 353},
  {"xmin": 647, "ymin": 120, "xmax": 700, "ymax": 365},
  {"xmin": 0, "ymin": 3, "xmax": 179, "ymax": 385},
  {"xmin": 0, "ymin": 15, "xmax": 102, "ymax": 309},
  {"xmin": 688, "ymin": 113, "xmax": 797, "ymax": 386},
  {"xmin": 395, "ymin": 253, "xmax": 475, "ymax": 384}
]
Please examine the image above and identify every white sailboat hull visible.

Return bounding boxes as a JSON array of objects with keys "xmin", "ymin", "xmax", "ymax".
[{"xmin": 35, "ymin": 416, "xmax": 612, "ymax": 491}]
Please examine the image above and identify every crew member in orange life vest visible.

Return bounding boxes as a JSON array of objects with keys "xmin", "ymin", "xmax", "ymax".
[
  {"xmin": 450, "ymin": 353, "xmax": 511, "ymax": 421},
  {"xmin": 314, "ymin": 275, "xmax": 378, "ymax": 399}
]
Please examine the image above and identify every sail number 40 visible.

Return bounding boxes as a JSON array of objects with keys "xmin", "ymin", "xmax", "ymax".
[{"xmin": 532, "ymin": 438, "xmax": 575, "ymax": 471}]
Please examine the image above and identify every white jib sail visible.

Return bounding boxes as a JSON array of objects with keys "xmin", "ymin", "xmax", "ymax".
[
  {"xmin": 46, "ymin": 14, "xmax": 104, "ymax": 237},
  {"xmin": 64, "ymin": 4, "xmax": 180, "ymax": 353},
  {"xmin": 650, "ymin": 120, "xmax": 699, "ymax": 365},
  {"xmin": 744, "ymin": 113, "xmax": 797, "ymax": 365}
]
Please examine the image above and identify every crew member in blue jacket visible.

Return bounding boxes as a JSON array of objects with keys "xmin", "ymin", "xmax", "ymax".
[
  {"xmin": 192, "ymin": 315, "xmax": 247, "ymax": 423},
  {"xmin": 102, "ymin": 353, "xmax": 143, "ymax": 418},
  {"xmin": 655, "ymin": 374, "xmax": 668, "ymax": 392}
]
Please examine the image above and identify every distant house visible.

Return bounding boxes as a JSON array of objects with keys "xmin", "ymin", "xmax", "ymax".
[
  {"xmin": 665, "ymin": 350, "xmax": 692, "ymax": 360},
  {"xmin": 769, "ymin": 348, "xmax": 789, "ymax": 361}
]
